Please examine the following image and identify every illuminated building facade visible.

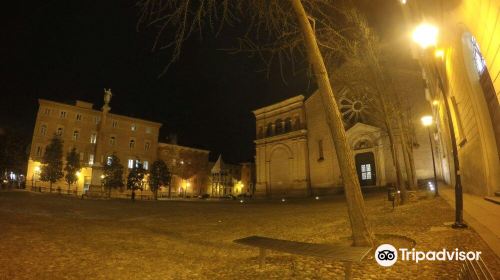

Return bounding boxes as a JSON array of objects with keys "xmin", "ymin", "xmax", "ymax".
[
  {"xmin": 253, "ymin": 90, "xmax": 434, "ymax": 197},
  {"xmin": 157, "ymin": 142, "xmax": 210, "ymax": 197},
  {"xmin": 28, "ymin": 91, "xmax": 160, "ymax": 194},
  {"xmin": 403, "ymin": 0, "xmax": 500, "ymax": 196}
]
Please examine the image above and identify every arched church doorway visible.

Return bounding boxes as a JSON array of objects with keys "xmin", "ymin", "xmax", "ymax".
[
  {"xmin": 355, "ymin": 152, "xmax": 376, "ymax": 186},
  {"xmin": 269, "ymin": 147, "xmax": 291, "ymax": 194}
]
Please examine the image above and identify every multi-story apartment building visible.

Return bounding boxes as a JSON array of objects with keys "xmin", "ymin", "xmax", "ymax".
[{"xmin": 27, "ymin": 91, "xmax": 161, "ymax": 193}]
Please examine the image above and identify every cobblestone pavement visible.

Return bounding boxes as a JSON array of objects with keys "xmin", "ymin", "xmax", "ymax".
[{"xmin": 0, "ymin": 190, "xmax": 498, "ymax": 279}]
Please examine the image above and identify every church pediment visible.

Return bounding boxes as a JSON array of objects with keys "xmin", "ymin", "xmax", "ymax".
[
  {"xmin": 346, "ymin": 122, "xmax": 381, "ymax": 135},
  {"xmin": 345, "ymin": 122, "xmax": 382, "ymax": 150}
]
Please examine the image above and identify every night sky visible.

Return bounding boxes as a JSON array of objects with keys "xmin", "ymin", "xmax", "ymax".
[{"xmin": 2, "ymin": 0, "xmax": 403, "ymax": 163}]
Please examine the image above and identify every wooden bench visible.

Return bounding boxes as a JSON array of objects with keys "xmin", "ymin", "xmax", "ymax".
[{"xmin": 234, "ymin": 236, "xmax": 371, "ymax": 279}]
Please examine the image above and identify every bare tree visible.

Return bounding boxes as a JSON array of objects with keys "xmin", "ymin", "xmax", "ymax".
[
  {"xmin": 137, "ymin": 0, "xmax": 373, "ymax": 246},
  {"xmin": 326, "ymin": 7, "xmax": 417, "ymax": 203}
]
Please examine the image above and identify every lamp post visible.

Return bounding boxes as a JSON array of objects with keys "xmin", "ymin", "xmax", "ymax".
[
  {"xmin": 421, "ymin": 116, "xmax": 438, "ymax": 196},
  {"xmin": 412, "ymin": 23, "xmax": 467, "ymax": 228}
]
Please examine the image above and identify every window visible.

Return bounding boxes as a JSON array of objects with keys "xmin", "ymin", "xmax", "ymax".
[
  {"xmin": 89, "ymin": 154, "xmax": 94, "ymax": 165},
  {"xmin": 56, "ymin": 127, "xmax": 64, "ymax": 136},
  {"xmin": 76, "ymin": 114, "xmax": 82, "ymax": 121},
  {"xmin": 360, "ymin": 164, "xmax": 372, "ymax": 180},
  {"xmin": 294, "ymin": 117, "xmax": 301, "ymax": 130},
  {"xmin": 107, "ymin": 156, "xmax": 113, "ymax": 166},
  {"xmin": 145, "ymin": 127, "xmax": 152, "ymax": 134},
  {"xmin": 43, "ymin": 108, "xmax": 51, "ymax": 115},
  {"xmin": 145, "ymin": 141, "xmax": 150, "ymax": 151},
  {"xmin": 72, "ymin": 130, "xmax": 79, "ymax": 141},
  {"xmin": 275, "ymin": 119, "xmax": 283, "ymax": 134},
  {"xmin": 143, "ymin": 161, "xmax": 149, "ymax": 170},
  {"xmin": 40, "ymin": 124, "xmax": 47, "ymax": 136},
  {"xmin": 90, "ymin": 133, "xmax": 97, "ymax": 144},
  {"xmin": 35, "ymin": 146, "xmax": 43, "ymax": 156},
  {"xmin": 129, "ymin": 139, "xmax": 135, "ymax": 149},
  {"xmin": 266, "ymin": 123, "xmax": 273, "ymax": 137},
  {"xmin": 131, "ymin": 124, "xmax": 136, "ymax": 131},
  {"xmin": 128, "ymin": 159, "xmax": 134, "ymax": 169},
  {"xmin": 112, "ymin": 120, "xmax": 118, "ymax": 128},
  {"xmin": 469, "ymin": 34, "xmax": 500, "ymax": 154},
  {"xmin": 471, "ymin": 36, "xmax": 486, "ymax": 74},
  {"xmin": 109, "ymin": 136, "xmax": 116, "ymax": 145},
  {"xmin": 284, "ymin": 118, "xmax": 292, "ymax": 132},
  {"xmin": 60, "ymin": 111, "xmax": 67, "ymax": 119},
  {"xmin": 94, "ymin": 116, "xmax": 100, "ymax": 124},
  {"xmin": 318, "ymin": 140, "xmax": 324, "ymax": 161}
]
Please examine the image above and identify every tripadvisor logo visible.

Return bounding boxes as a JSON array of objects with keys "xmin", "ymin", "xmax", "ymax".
[
  {"xmin": 375, "ymin": 244, "xmax": 398, "ymax": 267},
  {"xmin": 374, "ymin": 244, "xmax": 482, "ymax": 267}
]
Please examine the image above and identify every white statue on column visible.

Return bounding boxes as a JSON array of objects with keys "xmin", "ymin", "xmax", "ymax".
[
  {"xmin": 104, "ymin": 88, "xmax": 112, "ymax": 105},
  {"xmin": 102, "ymin": 88, "xmax": 112, "ymax": 112}
]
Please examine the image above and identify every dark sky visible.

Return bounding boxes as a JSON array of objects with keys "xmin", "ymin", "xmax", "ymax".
[{"xmin": 2, "ymin": 0, "xmax": 402, "ymax": 163}]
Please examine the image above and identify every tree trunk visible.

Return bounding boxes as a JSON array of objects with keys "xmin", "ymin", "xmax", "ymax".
[
  {"xmin": 291, "ymin": 0, "xmax": 373, "ymax": 247},
  {"xmin": 49, "ymin": 182, "xmax": 53, "ymax": 193},
  {"xmin": 406, "ymin": 143, "xmax": 418, "ymax": 187},
  {"xmin": 398, "ymin": 118, "xmax": 415, "ymax": 189},
  {"xmin": 385, "ymin": 121, "xmax": 408, "ymax": 204},
  {"xmin": 154, "ymin": 188, "xmax": 158, "ymax": 200}
]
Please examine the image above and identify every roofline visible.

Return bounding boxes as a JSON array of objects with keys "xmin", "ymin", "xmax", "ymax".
[
  {"xmin": 252, "ymin": 95, "xmax": 305, "ymax": 116},
  {"xmin": 38, "ymin": 98, "xmax": 162, "ymax": 127},
  {"xmin": 158, "ymin": 142, "xmax": 210, "ymax": 154}
]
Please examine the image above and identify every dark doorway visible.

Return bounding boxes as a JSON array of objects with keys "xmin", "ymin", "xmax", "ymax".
[{"xmin": 355, "ymin": 152, "xmax": 376, "ymax": 186}]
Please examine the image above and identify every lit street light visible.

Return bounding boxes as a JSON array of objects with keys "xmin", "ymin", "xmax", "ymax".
[
  {"xmin": 421, "ymin": 116, "xmax": 438, "ymax": 197},
  {"xmin": 412, "ymin": 23, "xmax": 439, "ymax": 49},
  {"xmin": 412, "ymin": 24, "xmax": 467, "ymax": 229}
]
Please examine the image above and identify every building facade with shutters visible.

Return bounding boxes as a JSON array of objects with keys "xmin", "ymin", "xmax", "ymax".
[{"xmin": 27, "ymin": 95, "xmax": 162, "ymax": 194}]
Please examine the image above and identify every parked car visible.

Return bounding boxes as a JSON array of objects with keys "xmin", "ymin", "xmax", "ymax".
[{"xmin": 222, "ymin": 194, "xmax": 236, "ymax": 200}]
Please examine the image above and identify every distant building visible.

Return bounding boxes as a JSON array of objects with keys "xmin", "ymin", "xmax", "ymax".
[
  {"xmin": 207, "ymin": 155, "xmax": 255, "ymax": 197},
  {"xmin": 157, "ymin": 142, "xmax": 210, "ymax": 197},
  {"xmin": 26, "ymin": 91, "xmax": 209, "ymax": 196},
  {"xmin": 240, "ymin": 162, "xmax": 256, "ymax": 195}
]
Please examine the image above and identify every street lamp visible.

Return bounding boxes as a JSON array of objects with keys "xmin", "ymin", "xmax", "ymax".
[
  {"xmin": 421, "ymin": 116, "xmax": 438, "ymax": 196},
  {"xmin": 412, "ymin": 24, "xmax": 467, "ymax": 228},
  {"xmin": 412, "ymin": 23, "xmax": 438, "ymax": 49}
]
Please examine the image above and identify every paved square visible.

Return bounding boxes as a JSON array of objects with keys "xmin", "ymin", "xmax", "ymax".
[{"xmin": 0, "ymin": 191, "xmax": 498, "ymax": 279}]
